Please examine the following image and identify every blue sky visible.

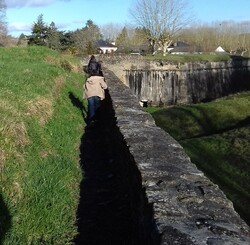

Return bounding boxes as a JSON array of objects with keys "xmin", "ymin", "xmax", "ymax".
[{"xmin": 5, "ymin": 0, "xmax": 250, "ymax": 37}]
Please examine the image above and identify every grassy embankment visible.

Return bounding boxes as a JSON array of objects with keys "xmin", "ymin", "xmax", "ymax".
[
  {"xmin": 0, "ymin": 46, "xmax": 86, "ymax": 244},
  {"xmin": 146, "ymin": 92, "xmax": 250, "ymax": 226}
]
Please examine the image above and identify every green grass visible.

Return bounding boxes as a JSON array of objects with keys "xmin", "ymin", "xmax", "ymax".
[
  {"xmin": 146, "ymin": 92, "xmax": 250, "ymax": 140},
  {"xmin": 180, "ymin": 127, "xmax": 250, "ymax": 225},
  {"xmin": 0, "ymin": 46, "xmax": 86, "ymax": 244},
  {"xmin": 146, "ymin": 92, "xmax": 250, "ymax": 225}
]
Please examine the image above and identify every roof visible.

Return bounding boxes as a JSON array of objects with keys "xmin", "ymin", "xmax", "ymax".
[
  {"xmin": 215, "ymin": 46, "xmax": 226, "ymax": 52},
  {"xmin": 169, "ymin": 46, "xmax": 192, "ymax": 54},
  {"xmin": 168, "ymin": 41, "xmax": 201, "ymax": 54},
  {"xmin": 169, "ymin": 41, "xmax": 190, "ymax": 48},
  {"xmin": 95, "ymin": 39, "xmax": 117, "ymax": 48}
]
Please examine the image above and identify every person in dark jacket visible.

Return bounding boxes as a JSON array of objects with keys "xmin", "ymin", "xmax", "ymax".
[{"xmin": 84, "ymin": 55, "xmax": 103, "ymax": 76}]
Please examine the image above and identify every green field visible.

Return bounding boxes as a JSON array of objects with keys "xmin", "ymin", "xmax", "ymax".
[
  {"xmin": 0, "ymin": 46, "xmax": 85, "ymax": 244},
  {"xmin": 146, "ymin": 92, "xmax": 250, "ymax": 225}
]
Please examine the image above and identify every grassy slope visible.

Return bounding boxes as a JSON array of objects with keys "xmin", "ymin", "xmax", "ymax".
[
  {"xmin": 180, "ymin": 127, "xmax": 250, "ymax": 225},
  {"xmin": 0, "ymin": 46, "xmax": 85, "ymax": 244},
  {"xmin": 147, "ymin": 93, "xmax": 250, "ymax": 140},
  {"xmin": 146, "ymin": 92, "xmax": 250, "ymax": 225}
]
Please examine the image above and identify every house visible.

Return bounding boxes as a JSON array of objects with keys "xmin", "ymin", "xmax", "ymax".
[
  {"xmin": 95, "ymin": 39, "xmax": 117, "ymax": 54},
  {"xmin": 167, "ymin": 41, "xmax": 196, "ymax": 54},
  {"xmin": 168, "ymin": 41, "xmax": 204, "ymax": 54},
  {"xmin": 215, "ymin": 46, "xmax": 226, "ymax": 53}
]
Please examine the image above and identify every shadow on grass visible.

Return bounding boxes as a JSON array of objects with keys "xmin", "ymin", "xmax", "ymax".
[
  {"xmin": 68, "ymin": 91, "xmax": 87, "ymax": 119},
  {"xmin": 155, "ymin": 106, "xmax": 250, "ymax": 141},
  {"xmin": 74, "ymin": 89, "xmax": 160, "ymax": 245},
  {"xmin": 0, "ymin": 193, "xmax": 11, "ymax": 245}
]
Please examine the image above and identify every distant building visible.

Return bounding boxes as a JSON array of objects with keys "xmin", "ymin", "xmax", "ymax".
[
  {"xmin": 95, "ymin": 39, "xmax": 117, "ymax": 54},
  {"xmin": 167, "ymin": 41, "xmax": 198, "ymax": 54},
  {"xmin": 215, "ymin": 46, "xmax": 226, "ymax": 53}
]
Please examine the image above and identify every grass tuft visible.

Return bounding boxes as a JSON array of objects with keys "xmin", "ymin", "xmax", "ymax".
[{"xmin": 25, "ymin": 96, "xmax": 53, "ymax": 125}]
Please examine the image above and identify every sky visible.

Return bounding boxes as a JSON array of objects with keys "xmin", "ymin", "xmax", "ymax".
[{"xmin": 5, "ymin": 0, "xmax": 250, "ymax": 37}]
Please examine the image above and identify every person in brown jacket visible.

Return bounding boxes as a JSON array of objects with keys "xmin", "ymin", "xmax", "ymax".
[{"xmin": 84, "ymin": 69, "xmax": 107, "ymax": 125}]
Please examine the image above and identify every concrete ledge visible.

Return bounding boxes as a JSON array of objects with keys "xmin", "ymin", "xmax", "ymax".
[{"xmin": 104, "ymin": 68, "xmax": 250, "ymax": 244}]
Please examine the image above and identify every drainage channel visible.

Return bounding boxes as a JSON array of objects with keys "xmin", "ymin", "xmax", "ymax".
[{"xmin": 74, "ymin": 89, "xmax": 160, "ymax": 245}]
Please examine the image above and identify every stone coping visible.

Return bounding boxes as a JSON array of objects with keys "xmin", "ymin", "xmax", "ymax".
[{"xmin": 104, "ymin": 68, "xmax": 250, "ymax": 245}]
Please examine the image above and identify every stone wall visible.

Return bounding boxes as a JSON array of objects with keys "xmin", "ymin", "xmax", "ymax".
[
  {"xmin": 97, "ymin": 55, "xmax": 250, "ymax": 106},
  {"xmin": 103, "ymin": 68, "xmax": 250, "ymax": 244}
]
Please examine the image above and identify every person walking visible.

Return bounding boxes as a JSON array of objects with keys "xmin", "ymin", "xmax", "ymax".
[
  {"xmin": 86, "ymin": 55, "xmax": 102, "ymax": 76},
  {"xmin": 84, "ymin": 69, "xmax": 107, "ymax": 126}
]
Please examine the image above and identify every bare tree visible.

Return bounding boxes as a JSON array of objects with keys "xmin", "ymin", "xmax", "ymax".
[
  {"xmin": 179, "ymin": 24, "xmax": 218, "ymax": 52},
  {"xmin": 130, "ymin": 0, "xmax": 192, "ymax": 55},
  {"xmin": 100, "ymin": 23, "xmax": 123, "ymax": 42},
  {"xmin": 238, "ymin": 21, "xmax": 250, "ymax": 56},
  {"xmin": 72, "ymin": 20, "xmax": 102, "ymax": 55},
  {"xmin": 203, "ymin": 20, "xmax": 250, "ymax": 55},
  {"xmin": 0, "ymin": 0, "xmax": 7, "ymax": 45},
  {"xmin": 179, "ymin": 20, "xmax": 250, "ymax": 57},
  {"xmin": 219, "ymin": 21, "xmax": 250, "ymax": 56}
]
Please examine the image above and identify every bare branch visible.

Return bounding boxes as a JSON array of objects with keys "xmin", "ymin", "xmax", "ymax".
[{"xmin": 130, "ymin": 0, "xmax": 193, "ymax": 55}]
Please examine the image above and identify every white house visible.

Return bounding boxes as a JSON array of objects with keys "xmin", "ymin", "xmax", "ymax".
[
  {"xmin": 96, "ymin": 40, "xmax": 118, "ymax": 54},
  {"xmin": 215, "ymin": 46, "xmax": 226, "ymax": 53}
]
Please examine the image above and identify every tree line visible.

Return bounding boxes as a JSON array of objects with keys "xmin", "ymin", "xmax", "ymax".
[
  {"xmin": 20, "ymin": 15, "xmax": 102, "ymax": 55},
  {"xmin": 1, "ymin": 0, "xmax": 250, "ymax": 56}
]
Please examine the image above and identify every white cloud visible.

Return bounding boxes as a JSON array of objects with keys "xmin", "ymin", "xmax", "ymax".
[
  {"xmin": 7, "ymin": 20, "xmax": 74, "ymax": 37},
  {"xmin": 6, "ymin": 0, "xmax": 70, "ymax": 8},
  {"xmin": 8, "ymin": 21, "xmax": 31, "ymax": 32}
]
